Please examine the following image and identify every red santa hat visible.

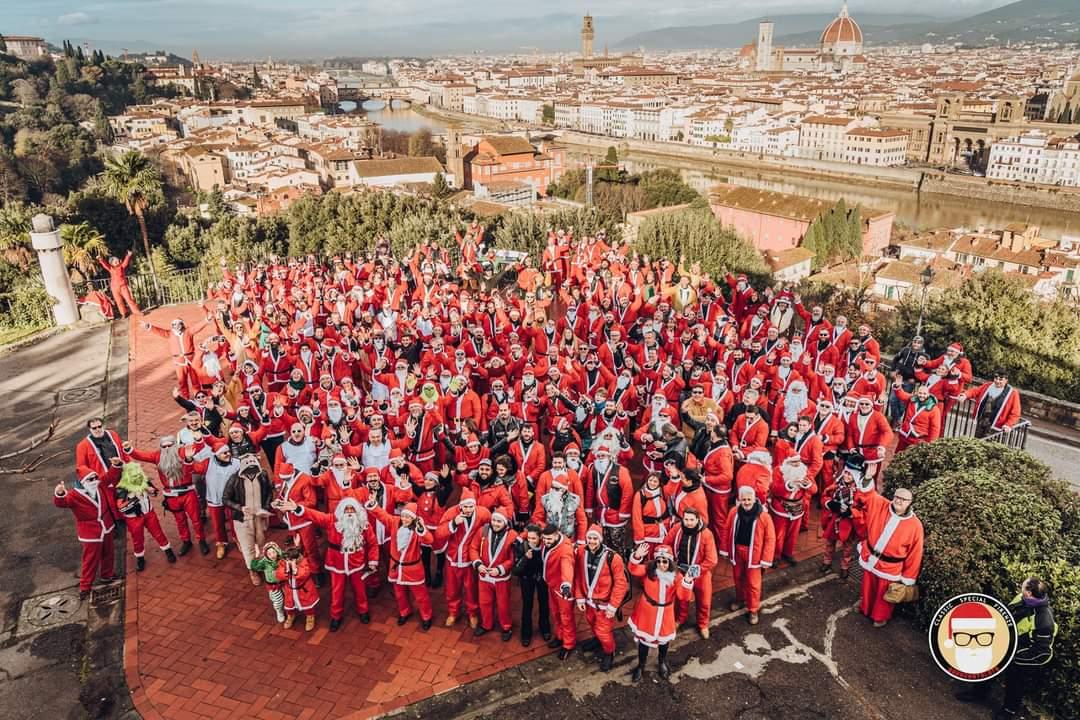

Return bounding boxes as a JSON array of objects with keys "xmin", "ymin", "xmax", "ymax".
[
  {"xmin": 491, "ymin": 508, "xmax": 509, "ymax": 524},
  {"xmin": 363, "ymin": 466, "xmax": 380, "ymax": 479},
  {"xmin": 564, "ymin": 443, "xmax": 580, "ymax": 454},
  {"xmin": 389, "ymin": 448, "xmax": 404, "ymax": 460},
  {"xmin": 944, "ymin": 602, "xmax": 996, "ymax": 649},
  {"xmin": 948, "ymin": 342, "xmax": 964, "ymax": 353},
  {"xmin": 653, "ymin": 545, "xmax": 674, "ymax": 560},
  {"xmin": 459, "ymin": 489, "xmax": 477, "ymax": 507},
  {"xmin": 277, "ymin": 462, "xmax": 296, "ymax": 479},
  {"xmin": 586, "ymin": 524, "xmax": 603, "ymax": 541},
  {"xmin": 523, "ymin": 365, "xmax": 535, "ymax": 375},
  {"xmin": 79, "ymin": 469, "xmax": 99, "ymax": 483},
  {"xmin": 400, "ymin": 503, "xmax": 418, "ymax": 519},
  {"xmin": 466, "ymin": 433, "xmax": 480, "ymax": 447}
]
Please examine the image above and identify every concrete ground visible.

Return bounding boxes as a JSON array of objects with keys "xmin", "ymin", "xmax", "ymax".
[
  {"xmin": 391, "ymin": 563, "xmax": 997, "ymax": 720},
  {"xmin": 0, "ymin": 322, "xmax": 131, "ymax": 720}
]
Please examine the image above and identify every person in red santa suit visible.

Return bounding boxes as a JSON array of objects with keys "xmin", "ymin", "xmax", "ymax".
[
  {"xmin": 468, "ymin": 508, "xmax": 518, "ymax": 641},
  {"xmin": 533, "ymin": 472, "xmax": 588, "ymax": 546},
  {"xmin": 663, "ymin": 506, "xmax": 718, "ymax": 639},
  {"xmin": 843, "ymin": 395, "xmax": 894, "ymax": 487},
  {"xmin": 768, "ymin": 455, "xmax": 816, "ymax": 565},
  {"xmin": 923, "ymin": 342, "xmax": 973, "ymax": 385},
  {"xmin": 635, "ymin": 394, "xmax": 681, "ymax": 475},
  {"xmin": 142, "ymin": 317, "xmax": 209, "ymax": 397},
  {"xmin": 627, "ymin": 543, "xmax": 695, "ymax": 682},
  {"xmin": 734, "ymin": 450, "xmax": 772, "ymax": 504},
  {"xmin": 719, "ymin": 485, "xmax": 777, "ymax": 625},
  {"xmin": 893, "ymin": 382, "xmax": 942, "ymax": 452},
  {"xmin": 574, "ymin": 524, "xmax": 629, "ymax": 672},
  {"xmin": 728, "ymin": 402, "xmax": 769, "ymax": 461},
  {"xmin": 274, "ymin": 547, "xmax": 319, "ymax": 632},
  {"xmin": 850, "ymin": 454, "xmax": 924, "ymax": 629},
  {"xmin": 99, "ymin": 252, "xmax": 141, "ymax": 317},
  {"xmin": 959, "ymin": 370, "xmax": 1023, "ymax": 439},
  {"xmin": 271, "ymin": 462, "xmax": 324, "ymax": 585},
  {"xmin": 130, "ymin": 435, "xmax": 208, "ymax": 556},
  {"xmin": 54, "ymin": 471, "xmax": 117, "ymax": 599},
  {"xmin": 313, "ymin": 455, "xmax": 369, "ymax": 514},
  {"xmin": 366, "ymin": 501, "xmax": 435, "ymax": 630},
  {"xmin": 436, "ymin": 489, "xmax": 491, "ymax": 628},
  {"xmin": 632, "ymin": 472, "xmax": 672, "ymax": 550},
  {"xmin": 581, "ymin": 444, "xmax": 633, "ymax": 557},
  {"xmin": 74, "ymin": 417, "xmax": 131, "ymax": 491},
  {"xmin": 540, "ymin": 523, "xmax": 577, "ymax": 659},
  {"xmin": 279, "ymin": 496, "xmax": 378, "ymax": 632},
  {"xmin": 811, "ymin": 399, "xmax": 846, "ymax": 491},
  {"xmin": 819, "ymin": 455, "xmax": 860, "ymax": 579}
]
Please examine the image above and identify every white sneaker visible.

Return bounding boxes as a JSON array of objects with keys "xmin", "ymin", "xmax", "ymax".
[{"xmin": 276, "ymin": 609, "xmax": 286, "ymax": 623}]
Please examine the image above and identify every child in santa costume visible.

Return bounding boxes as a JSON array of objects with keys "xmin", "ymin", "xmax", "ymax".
[
  {"xmin": 115, "ymin": 462, "xmax": 176, "ymax": 571},
  {"xmin": 273, "ymin": 543, "xmax": 320, "ymax": 632},
  {"xmin": 249, "ymin": 541, "xmax": 287, "ymax": 623},
  {"xmin": 627, "ymin": 543, "xmax": 694, "ymax": 681}
]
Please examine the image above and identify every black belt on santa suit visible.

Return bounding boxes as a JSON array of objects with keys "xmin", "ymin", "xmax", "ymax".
[
  {"xmin": 643, "ymin": 515, "xmax": 669, "ymax": 525},
  {"xmin": 868, "ymin": 547, "xmax": 905, "ymax": 563},
  {"xmin": 643, "ymin": 590, "xmax": 672, "ymax": 607},
  {"xmin": 326, "ymin": 542, "xmax": 365, "ymax": 553},
  {"xmin": 391, "ymin": 557, "xmax": 421, "ymax": 567}
]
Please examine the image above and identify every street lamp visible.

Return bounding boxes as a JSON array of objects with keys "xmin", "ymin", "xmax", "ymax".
[{"xmin": 915, "ymin": 265, "xmax": 934, "ymax": 339}]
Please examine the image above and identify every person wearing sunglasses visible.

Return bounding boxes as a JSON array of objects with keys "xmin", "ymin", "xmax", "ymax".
[{"xmin": 627, "ymin": 543, "xmax": 695, "ymax": 681}]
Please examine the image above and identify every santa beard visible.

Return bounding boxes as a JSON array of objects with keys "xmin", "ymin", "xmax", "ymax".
[
  {"xmin": 202, "ymin": 352, "xmax": 222, "ymax": 378},
  {"xmin": 159, "ymin": 444, "xmax": 183, "ymax": 483},
  {"xmin": 332, "ymin": 467, "xmax": 350, "ymax": 487},
  {"xmin": 327, "ymin": 406, "xmax": 343, "ymax": 424},
  {"xmin": 783, "ymin": 391, "xmax": 808, "ymax": 424},
  {"xmin": 336, "ymin": 511, "xmax": 367, "ymax": 553},
  {"xmin": 780, "ymin": 461, "xmax": 807, "ymax": 489},
  {"xmin": 953, "ymin": 646, "xmax": 994, "ymax": 675}
]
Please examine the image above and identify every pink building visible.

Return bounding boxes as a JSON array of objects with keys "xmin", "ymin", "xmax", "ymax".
[{"xmin": 708, "ymin": 184, "xmax": 893, "ymax": 257}]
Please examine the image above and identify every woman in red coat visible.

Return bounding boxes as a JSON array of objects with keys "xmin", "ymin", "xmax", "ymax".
[
  {"xmin": 368, "ymin": 502, "xmax": 436, "ymax": 630},
  {"xmin": 627, "ymin": 543, "xmax": 694, "ymax": 681}
]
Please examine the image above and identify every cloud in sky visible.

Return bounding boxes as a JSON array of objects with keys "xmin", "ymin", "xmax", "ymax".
[{"xmin": 57, "ymin": 11, "xmax": 98, "ymax": 26}]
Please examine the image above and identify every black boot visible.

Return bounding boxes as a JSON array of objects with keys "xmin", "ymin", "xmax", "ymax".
[
  {"xmin": 329, "ymin": 618, "xmax": 341, "ymax": 632},
  {"xmin": 581, "ymin": 638, "xmax": 601, "ymax": 652},
  {"xmin": 178, "ymin": 540, "xmax": 193, "ymax": 556},
  {"xmin": 421, "ymin": 618, "xmax": 433, "ymax": 631},
  {"xmin": 359, "ymin": 613, "xmax": 370, "ymax": 624},
  {"xmin": 600, "ymin": 654, "xmax": 614, "ymax": 672},
  {"xmin": 501, "ymin": 630, "xmax": 513, "ymax": 642},
  {"xmin": 397, "ymin": 613, "xmax": 412, "ymax": 626},
  {"xmin": 136, "ymin": 556, "xmax": 146, "ymax": 572},
  {"xmin": 558, "ymin": 646, "xmax": 574, "ymax": 660},
  {"xmin": 473, "ymin": 626, "xmax": 488, "ymax": 637},
  {"xmin": 630, "ymin": 665, "xmax": 643, "ymax": 682},
  {"xmin": 198, "ymin": 539, "xmax": 210, "ymax": 556},
  {"xmin": 658, "ymin": 662, "xmax": 671, "ymax": 679},
  {"xmin": 547, "ymin": 637, "xmax": 562, "ymax": 649},
  {"xmin": 164, "ymin": 548, "xmax": 177, "ymax": 563}
]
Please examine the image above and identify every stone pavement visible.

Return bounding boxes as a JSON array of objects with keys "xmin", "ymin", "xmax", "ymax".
[{"xmin": 123, "ymin": 304, "xmax": 827, "ymax": 720}]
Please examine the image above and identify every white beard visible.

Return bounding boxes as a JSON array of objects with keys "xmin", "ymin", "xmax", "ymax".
[
  {"xmin": 159, "ymin": 444, "xmax": 183, "ymax": 482},
  {"xmin": 202, "ymin": 352, "xmax": 222, "ymax": 378},
  {"xmin": 953, "ymin": 647, "xmax": 994, "ymax": 675},
  {"xmin": 594, "ymin": 458, "xmax": 611, "ymax": 474},
  {"xmin": 567, "ymin": 458, "xmax": 581, "ymax": 470},
  {"xmin": 332, "ymin": 468, "xmax": 350, "ymax": 487},
  {"xmin": 328, "ymin": 407, "xmax": 343, "ymax": 424},
  {"xmin": 336, "ymin": 512, "xmax": 366, "ymax": 553},
  {"xmin": 780, "ymin": 462, "xmax": 807, "ymax": 489},
  {"xmin": 783, "ymin": 392, "xmax": 808, "ymax": 424}
]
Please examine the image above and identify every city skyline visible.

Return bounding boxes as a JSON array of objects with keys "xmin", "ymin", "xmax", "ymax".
[{"xmin": 10, "ymin": 0, "xmax": 1020, "ymax": 59}]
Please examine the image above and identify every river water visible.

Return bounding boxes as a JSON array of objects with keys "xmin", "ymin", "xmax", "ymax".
[
  {"xmin": 337, "ymin": 101, "xmax": 447, "ymax": 134},
  {"xmin": 571, "ymin": 151, "xmax": 1080, "ymax": 241}
]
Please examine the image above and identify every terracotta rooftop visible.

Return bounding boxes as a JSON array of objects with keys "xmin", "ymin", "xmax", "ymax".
[
  {"xmin": 481, "ymin": 136, "xmax": 537, "ymax": 156},
  {"xmin": 709, "ymin": 184, "xmax": 889, "ymax": 223},
  {"xmin": 351, "ymin": 156, "xmax": 444, "ymax": 178}
]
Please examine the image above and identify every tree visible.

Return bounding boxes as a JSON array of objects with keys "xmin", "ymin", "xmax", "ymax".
[
  {"xmin": 251, "ymin": 65, "xmax": 261, "ymax": 88},
  {"xmin": 408, "ymin": 128, "xmax": 435, "ymax": 157},
  {"xmin": 634, "ymin": 205, "xmax": 769, "ymax": 280},
  {"xmin": 0, "ymin": 200, "xmax": 35, "ymax": 268},
  {"xmin": 542, "ymin": 103, "xmax": 555, "ymax": 124},
  {"xmin": 92, "ymin": 101, "xmax": 114, "ymax": 143},
  {"xmin": 60, "ymin": 221, "xmax": 108, "ymax": 281},
  {"xmin": 99, "ymin": 150, "xmax": 164, "ymax": 287},
  {"xmin": 432, "ymin": 171, "xmax": 452, "ymax": 198}
]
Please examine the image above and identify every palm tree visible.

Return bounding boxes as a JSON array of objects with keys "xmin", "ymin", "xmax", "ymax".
[
  {"xmin": 99, "ymin": 150, "xmax": 163, "ymax": 289},
  {"xmin": 0, "ymin": 201, "xmax": 34, "ymax": 269},
  {"xmin": 60, "ymin": 221, "xmax": 108, "ymax": 283}
]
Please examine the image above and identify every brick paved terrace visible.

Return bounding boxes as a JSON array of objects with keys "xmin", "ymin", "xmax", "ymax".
[{"xmin": 123, "ymin": 304, "xmax": 826, "ymax": 720}]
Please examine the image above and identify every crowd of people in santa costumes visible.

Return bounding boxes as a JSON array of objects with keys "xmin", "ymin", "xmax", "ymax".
[{"xmin": 55, "ymin": 219, "xmax": 1016, "ymax": 670}]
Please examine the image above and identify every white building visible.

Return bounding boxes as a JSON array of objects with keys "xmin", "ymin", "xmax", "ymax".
[
  {"xmin": 986, "ymin": 131, "xmax": 1080, "ymax": 187},
  {"xmin": 843, "ymin": 128, "xmax": 909, "ymax": 166}
]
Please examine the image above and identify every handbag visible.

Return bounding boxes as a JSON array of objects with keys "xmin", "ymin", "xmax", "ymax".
[{"xmin": 884, "ymin": 582, "xmax": 919, "ymax": 604}]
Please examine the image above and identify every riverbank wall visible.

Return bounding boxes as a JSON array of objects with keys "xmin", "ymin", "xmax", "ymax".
[
  {"xmin": 416, "ymin": 104, "xmax": 508, "ymax": 130},
  {"xmin": 921, "ymin": 175, "xmax": 1080, "ymax": 213}
]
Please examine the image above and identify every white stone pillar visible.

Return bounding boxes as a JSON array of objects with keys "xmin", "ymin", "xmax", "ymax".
[{"xmin": 29, "ymin": 213, "xmax": 80, "ymax": 326}]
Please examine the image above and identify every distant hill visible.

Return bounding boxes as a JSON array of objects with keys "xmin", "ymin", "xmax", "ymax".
[
  {"xmin": 614, "ymin": 13, "xmax": 937, "ymax": 50},
  {"xmin": 615, "ymin": 0, "xmax": 1080, "ymax": 50}
]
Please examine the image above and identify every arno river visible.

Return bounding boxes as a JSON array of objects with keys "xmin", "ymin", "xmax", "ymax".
[{"xmin": 572, "ymin": 150, "xmax": 1080, "ymax": 241}]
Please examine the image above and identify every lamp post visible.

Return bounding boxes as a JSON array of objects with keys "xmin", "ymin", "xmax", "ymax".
[{"xmin": 914, "ymin": 265, "xmax": 934, "ymax": 339}]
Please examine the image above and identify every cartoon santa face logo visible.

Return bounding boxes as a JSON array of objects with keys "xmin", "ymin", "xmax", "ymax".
[{"xmin": 929, "ymin": 594, "xmax": 1017, "ymax": 682}]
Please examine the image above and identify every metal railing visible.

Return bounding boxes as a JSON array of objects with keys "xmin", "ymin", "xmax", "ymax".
[
  {"xmin": 73, "ymin": 266, "xmax": 216, "ymax": 313},
  {"xmin": 941, "ymin": 396, "xmax": 1030, "ymax": 451}
]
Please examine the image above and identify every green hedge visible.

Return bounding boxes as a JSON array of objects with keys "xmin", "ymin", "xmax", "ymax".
[{"xmin": 885, "ymin": 438, "xmax": 1080, "ymax": 718}]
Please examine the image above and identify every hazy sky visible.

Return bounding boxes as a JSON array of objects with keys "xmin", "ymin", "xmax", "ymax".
[{"xmin": 7, "ymin": 0, "xmax": 1019, "ymax": 59}]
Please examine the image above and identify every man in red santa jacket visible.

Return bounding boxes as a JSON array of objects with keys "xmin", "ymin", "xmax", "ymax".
[
  {"xmin": 54, "ymin": 471, "xmax": 117, "ymax": 598},
  {"xmin": 581, "ymin": 445, "xmax": 633, "ymax": 557},
  {"xmin": 663, "ymin": 507, "xmax": 718, "ymax": 639},
  {"xmin": 768, "ymin": 455, "xmax": 816, "ymax": 565},
  {"xmin": 893, "ymin": 382, "xmax": 942, "ymax": 452},
  {"xmin": 468, "ymin": 508, "xmax": 518, "ymax": 641},
  {"xmin": 130, "ymin": 435, "xmax": 208, "ymax": 556},
  {"xmin": 271, "ymin": 462, "xmax": 324, "ymax": 584},
  {"xmin": 844, "ymin": 395, "xmax": 894, "ymax": 486},
  {"xmin": 282, "ymin": 497, "xmax": 378, "ymax": 632},
  {"xmin": 960, "ymin": 370, "xmax": 1022, "ymax": 438},
  {"xmin": 850, "ymin": 454, "xmax": 924, "ymax": 627},
  {"xmin": 436, "ymin": 489, "xmax": 490, "ymax": 628},
  {"xmin": 573, "ymin": 524, "xmax": 629, "ymax": 672},
  {"xmin": 366, "ymin": 501, "xmax": 435, "ymax": 630},
  {"xmin": 541, "ymin": 523, "xmax": 577, "ymax": 659},
  {"xmin": 74, "ymin": 418, "xmax": 130, "ymax": 520},
  {"xmin": 719, "ymin": 485, "xmax": 776, "ymax": 625}
]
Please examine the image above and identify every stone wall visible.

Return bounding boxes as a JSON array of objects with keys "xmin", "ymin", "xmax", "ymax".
[{"xmin": 920, "ymin": 174, "xmax": 1080, "ymax": 213}]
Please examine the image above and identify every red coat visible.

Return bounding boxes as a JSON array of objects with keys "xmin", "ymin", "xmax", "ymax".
[
  {"xmin": 855, "ymin": 488, "xmax": 924, "ymax": 585},
  {"xmin": 663, "ymin": 524, "xmax": 719, "ymax": 576},
  {"xmin": 700, "ymin": 443, "xmax": 734, "ymax": 495},
  {"xmin": 573, "ymin": 545, "xmax": 629, "ymax": 612},
  {"xmin": 718, "ymin": 505, "xmax": 776, "ymax": 569},
  {"xmin": 844, "ymin": 410, "xmax": 894, "ymax": 464},
  {"xmin": 509, "ymin": 439, "xmax": 547, "ymax": 490},
  {"xmin": 632, "ymin": 485, "xmax": 671, "ymax": 545},
  {"xmin": 768, "ymin": 467, "xmax": 817, "ymax": 521},
  {"xmin": 53, "ymin": 485, "xmax": 115, "ymax": 542},
  {"xmin": 789, "ymin": 431, "xmax": 824, "ymax": 483},
  {"xmin": 627, "ymin": 555, "xmax": 693, "ymax": 647},
  {"xmin": 299, "ymin": 506, "xmax": 378, "ymax": 576},
  {"xmin": 964, "ymin": 383, "xmax": 1022, "ymax": 431},
  {"xmin": 276, "ymin": 558, "xmax": 319, "ymax": 611},
  {"xmin": 812, "ymin": 412, "xmax": 846, "ymax": 453},
  {"xmin": 369, "ymin": 506, "xmax": 434, "ymax": 585},
  {"xmin": 729, "ymin": 414, "xmax": 768, "ymax": 454},
  {"xmin": 895, "ymin": 392, "xmax": 942, "ymax": 445},
  {"xmin": 129, "ymin": 447, "xmax": 197, "ymax": 495},
  {"xmin": 273, "ymin": 473, "xmax": 318, "ymax": 531},
  {"xmin": 74, "ymin": 431, "xmax": 130, "ymax": 483},
  {"xmin": 582, "ymin": 462, "xmax": 633, "ymax": 527},
  {"xmin": 663, "ymin": 480, "xmax": 709, "ymax": 524},
  {"xmin": 540, "ymin": 535, "xmax": 575, "ymax": 591},
  {"xmin": 436, "ymin": 506, "xmax": 492, "ymax": 568},
  {"xmin": 734, "ymin": 462, "xmax": 771, "ymax": 504},
  {"xmin": 468, "ymin": 524, "xmax": 518, "ymax": 584}
]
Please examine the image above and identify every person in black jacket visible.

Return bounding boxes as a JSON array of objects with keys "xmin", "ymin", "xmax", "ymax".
[
  {"xmin": 511, "ymin": 524, "xmax": 551, "ymax": 648},
  {"xmin": 222, "ymin": 455, "xmax": 274, "ymax": 585},
  {"xmin": 956, "ymin": 576, "xmax": 1057, "ymax": 719},
  {"xmin": 888, "ymin": 336, "xmax": 925, "ymax": 424}
]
